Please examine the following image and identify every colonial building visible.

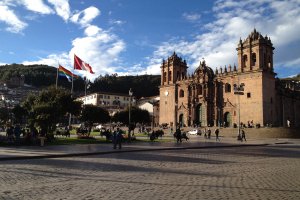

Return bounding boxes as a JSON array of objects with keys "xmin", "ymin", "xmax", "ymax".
[
  {"xmin": 77, "ymin": 92, "xmax": 135, "ymax": 116},
  {"xmin": 159, "ymin": 29, "xmax": 300, "ymax": 128},
  {"xmin": 137, "ymin": 96, "xmax": 160, "ymax": 127}
]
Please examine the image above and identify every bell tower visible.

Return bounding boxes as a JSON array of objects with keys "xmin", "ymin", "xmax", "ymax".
[
  {"xmin": 237, "ymin": 28, "xmax": 274, "ymax": 73},
  {"xmin": 160, "ymin": 52, "xmax": 188, "ymax": 86},
  {"xmin": 159, "ymin": 52, "xmax": 188, "ymax": 127}
]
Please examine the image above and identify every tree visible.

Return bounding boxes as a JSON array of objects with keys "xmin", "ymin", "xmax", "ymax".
[
  {"xmin": 0, "ymin": 107, "xmax": 10, "ymax": 125},
  {"xmin": 22, "ymin": 86, "xmax": 82, "ymax": 135},
  {"xmin": 112, "ymin": 107, "xmax": 150, "ymax": 125},
  {"xmin": 12, "ymin": 105, "xmax": 27, "ymax": 124},
  {"xmin": 80, "ymin": 104, "xmax": 110, "ymax": 135}
]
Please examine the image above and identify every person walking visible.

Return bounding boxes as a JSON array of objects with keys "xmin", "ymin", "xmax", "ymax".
[
  {"xmin": 241, "ymin": 129, "xmax": 246, "ymax": 142},
  {"xmin": 215, "ymin": 128, "xmax": 220, "ymax": 141},
  {"xmin": 14, "ymin": 124, "xmax": 21, "ymax": 144},
  {"xmin": 207, "ymin": 128, "xmax": 211, "ymax": 139},
  {"xmin": 175, "ymin": 126, "xmax": 182, "ymax": 143},
  {"xmin": 112, "ymin": 128, "xmax": 123, "ymax": 149}
]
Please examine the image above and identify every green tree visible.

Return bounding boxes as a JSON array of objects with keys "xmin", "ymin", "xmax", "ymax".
[
  {"xmin": 112, "ymin": 107, "xmax": 150, "ymax": 125},
  {"xmin": 80, "ymin": 104, "xmax": 110, "ymax": 136},
  {"xmin": 22, "ymin": 86, "xmax": 82, "ymax": 135},
  {"xmin": 0, "ymin": 107, "xmax": 10, "ymax": 125},
  {"xmin": 12, "ymin": 105, "xmax": 27, "ymax": 124}
]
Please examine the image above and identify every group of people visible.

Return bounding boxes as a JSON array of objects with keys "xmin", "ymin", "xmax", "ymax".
[
  {"xmin": 6, "ymin": 124, "xmax": 21, "ymax": 143},
  {"xmin": 5, "ymin": 124, "xmax": 43, "ymax": 144}
]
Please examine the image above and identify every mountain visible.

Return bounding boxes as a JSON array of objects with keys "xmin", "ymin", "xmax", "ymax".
[{"xmin": 0, "ymin": 64, "xmax": 161, "ymax": 98}]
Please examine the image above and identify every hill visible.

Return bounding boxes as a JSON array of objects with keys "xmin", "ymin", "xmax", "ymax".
[{"xmin": 0, "ymin": 64, "xmax": 160, "ymax": 98}]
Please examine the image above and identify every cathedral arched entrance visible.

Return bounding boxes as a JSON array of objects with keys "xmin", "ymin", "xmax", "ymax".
[
  {"xmin": 179, "ymin": 114, "xmax": 184, "ymax": 127},
  {"xmin": 195, "ymin": 104, "xmax": 205, "ymax": 127},
  {"xmin": 224, "ymin": 112, "xmax": 231, "ymax": 127}
]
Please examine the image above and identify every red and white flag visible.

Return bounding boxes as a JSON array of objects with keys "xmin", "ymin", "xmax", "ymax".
[{"xmin": 74, "ymin": 54, "xmax": 95, "ymax": 74}]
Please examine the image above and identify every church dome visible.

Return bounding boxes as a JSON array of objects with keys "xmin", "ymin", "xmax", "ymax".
[{"xmin": 194, "ymin": 59, "xmax": 214, "ymax": 80}]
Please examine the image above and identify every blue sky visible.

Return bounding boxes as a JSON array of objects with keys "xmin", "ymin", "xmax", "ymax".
[{"xmin": 0, "ymin": 0, "xmax": 299, "ymax": 80}]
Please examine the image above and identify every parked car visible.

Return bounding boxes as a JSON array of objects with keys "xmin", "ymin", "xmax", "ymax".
[{"xmin": 188, "ymin": 129, "xmax": 200, "ymax": 135}]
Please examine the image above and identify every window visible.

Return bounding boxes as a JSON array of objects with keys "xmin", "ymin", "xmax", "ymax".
[
  {"xmin": 247, "ymin": 93, "xmax": 251, "ymax": 98},
  {"xmin": 252, "ymin": 53, "xmax": 256, "ymax": 65},
  {"xmin": 168, "ymin": 71, "xmax": 172, "ymax": 81},
  {"xmin": 243, "ymin": 55, "xmax": 248, "ymax": 67},
  {"xmin": 225, "ymin": 83, "xmax": 231, "ymax": 93},
  {"xmin": 100, "ymin": 95, "xmax": 103, "ymax": 98},
  {"xmin": 199, "ymin": 86, "xmax": 203, "ymax": 95},
  {"xmin": 179, "ymin": 89, "xmax": 184, "ymax": 97},
  {"xmin": 163, "ymin": 72, "xmax": 167, "ymax": 82}
]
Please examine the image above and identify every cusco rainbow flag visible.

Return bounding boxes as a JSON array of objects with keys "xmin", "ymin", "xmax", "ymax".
[{"xmin": 58, "ymin": 65, "xmax": 79, "ymax": 82}]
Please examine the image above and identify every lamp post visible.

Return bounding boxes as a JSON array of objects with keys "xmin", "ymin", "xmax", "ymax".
[
  {"xmin": 128, "ymin": 88, "xmax": 133, "ymax": 141},
  {"xmin": 234, "ymin": 82, "xmax": 245, "ymax": 138}
]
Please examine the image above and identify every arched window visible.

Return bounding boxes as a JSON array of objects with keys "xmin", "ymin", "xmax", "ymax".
[
  {"xmin": 243, "ymin": 55, "xmax": 248, "ymax": 67},
  {"xmin": 197, "ymin": 85, "xmax": 203, "ymax": 95},
  {"xmin": 252, "ymin": 53, "xmax": 256, "ymax": 66},
  {"xmin": 179, "ymin": 89, "xmax": 184, "ymax": 97},
  {"xmin": 225, "ymin": 83, "xmax": 231, "ymax": 93}
]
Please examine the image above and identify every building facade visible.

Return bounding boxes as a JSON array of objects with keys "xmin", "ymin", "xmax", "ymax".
[
  {"xmin": 77, "ymin": 92, "xmax": 135, "ymax": 116},
  {"xmin": 159, "ymin": 29, "xmax": 300, "ymax": 128}
]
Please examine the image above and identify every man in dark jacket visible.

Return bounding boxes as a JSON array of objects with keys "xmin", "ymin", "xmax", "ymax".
[{"xmin": 112, "ymin": 128, "xmax": 123, "ymax": 149}]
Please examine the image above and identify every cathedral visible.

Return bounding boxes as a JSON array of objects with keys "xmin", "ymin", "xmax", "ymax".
[{"xmin": 159, "ymin": 29, "xmax": 300, "ymax": 128}]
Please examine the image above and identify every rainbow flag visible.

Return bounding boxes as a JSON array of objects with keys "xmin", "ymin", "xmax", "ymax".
[{"xmin": 58, "ymin": 65, "xmax": 79, "ymax": 82}]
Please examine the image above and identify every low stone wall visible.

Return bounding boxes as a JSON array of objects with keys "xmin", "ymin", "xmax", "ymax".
[{"xmin": 215, "ymin": 127, "xmax": 300, "ymax": 139}]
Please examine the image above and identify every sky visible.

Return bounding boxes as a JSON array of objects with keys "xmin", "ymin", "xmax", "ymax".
[{"xmin": 0, "ymin": 0, "xmax": 299, "ymax": 80}]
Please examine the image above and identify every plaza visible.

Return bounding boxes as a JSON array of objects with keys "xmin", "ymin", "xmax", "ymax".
[{"xmin": 0, "ymin": 137, "xmax": 299, "ymax": 200}]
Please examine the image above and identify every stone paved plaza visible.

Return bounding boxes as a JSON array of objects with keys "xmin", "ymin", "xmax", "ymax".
[{"xmin": 0, "ymin": 144, "xmax": 299, "ymax": 200}]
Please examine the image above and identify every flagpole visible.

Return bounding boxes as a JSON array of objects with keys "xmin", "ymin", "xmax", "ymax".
[
  {"xmin": 56, "ymin": 63, "xmax": 59, "ymax": 89},
  {"xmin": 69, "ymin": 70, "xmax": 74, "ymax": 128}
]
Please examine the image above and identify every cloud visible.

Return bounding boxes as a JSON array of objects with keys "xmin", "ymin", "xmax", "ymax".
[
  {"xmin": 69, "ymin": 25, "xmax": 126, "ymax": 78},
  {"xmin": 71, "ymin": 6, "xmax": 100, "ymax": 26},
  {"xmin": 22, "ymin": 52, "xmax": 69, "ymax": 67},
  {"xmin": 21, "ymin": 0, "xmax": 54, "ymax": 14},
  {"xmin": 0, "ymin": 5, "xmax": 27, "ymax": 33},
  {"xmin": 144, "ymin": 0, "xmax": 300, "ymax": 75},
  {"xmin": 47, "ymin": 0, "xmax": 71, "ymax": 21},
  {"xmin": 182, "ymin": 12, "xmax": 201, "ymax": 22}
]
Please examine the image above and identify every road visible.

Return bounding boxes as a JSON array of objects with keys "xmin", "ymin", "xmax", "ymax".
[{"xmin": 0, "ymin": 143, "xmax": 299, "ymax": 200}]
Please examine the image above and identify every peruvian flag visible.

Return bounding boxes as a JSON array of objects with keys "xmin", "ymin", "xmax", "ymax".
[{"xmin": 74, "ymin": 54, "xmax": 95, "ymax": 74}]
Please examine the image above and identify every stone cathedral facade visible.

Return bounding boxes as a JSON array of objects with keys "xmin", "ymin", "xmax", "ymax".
[{"xmin": 159, "ymin": 29, "xmax": 300, "ymax": 128}]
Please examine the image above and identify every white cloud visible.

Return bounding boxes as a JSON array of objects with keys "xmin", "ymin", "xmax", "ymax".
[
  {"xmin": 71, "ymin": 6, "xmax": 100, "ymax": 26},
  {"xmin": 0, "ymin": 5, "xmax": 27, "ymax": 33},
  {"xmin": 182, "ymin": 12, "xmax": 201, "ymax": 22},
  {"xmin": 69, "ymin": 25, "xmax": 126, "ymax": 77},
  {"xmin": 84, "ymin": 25, "xmax": 101, "ymax": 36},
  {"xmin": 22, "ymin": 52, "xmax": 69, "ymax": 67},
  {"xmin": 47, "ymin": 0, "xmax": 71, "ymax": 21},
  {"xmin": 144, "ymin": 0, "xmax": 300, "ymax": 75},
  {"xmin": 21, "ymin": 0, "xmax": 54, "ymax": 14}
]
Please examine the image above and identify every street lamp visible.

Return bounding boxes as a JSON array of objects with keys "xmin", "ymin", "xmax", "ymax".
[
  {"xmin": 128, "ymin": 88, "xmax": 133, "ymax": 141},
  {"xmin": 234, "ymin": 82, "xmax": 245, "ymax": 138}
]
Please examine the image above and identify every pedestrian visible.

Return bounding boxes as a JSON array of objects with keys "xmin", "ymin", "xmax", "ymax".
[
  {"xmin": 215, "ymin": 128, "xmax": 220, "ymax": 141},
  {"xmin": 175, "ymin": 126, "xmax": 182, "ymax": 143},
  {"xmin": 204, "ymin": 128, "xmax": 207, "ymax": 139},
  {"xmin": 14, "ymin": 124, "xmax": 21, "ymax": 144},
  {"xmin": 287, "ymin": 119, "xmax": 291, "ymax": 128},
  {"xmin": 241, "ymin": 129, "xmax": 246, "ymax": 141},
  {"xmin": 207, "ymin": 128, "xmax": 211, "ymax": 139},
  {"xmin": 112, "ymin": 128, "xmax": 123, "ymax": 149},
  {"xmin": 6, "ymin": 125, "xmax": 14, "ymax": 143}
]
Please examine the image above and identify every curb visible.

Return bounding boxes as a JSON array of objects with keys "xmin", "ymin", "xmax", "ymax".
[{"xmin": 0, "ymin": 143, "xmax": 269, "ymax": 161}]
